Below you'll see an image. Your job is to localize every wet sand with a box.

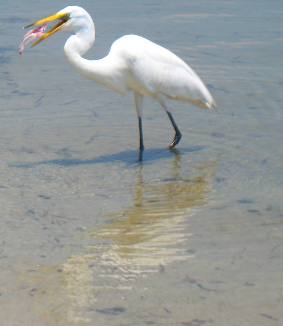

[0,0,283,325]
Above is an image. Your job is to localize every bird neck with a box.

[64,27,124,93]
[64,26,95,78]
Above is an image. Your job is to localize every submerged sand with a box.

[0,0,282,325]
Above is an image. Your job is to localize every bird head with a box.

[23,6,93,48]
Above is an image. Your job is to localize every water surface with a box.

[0,0,282,325]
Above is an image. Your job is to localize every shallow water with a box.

[0,0,283,325]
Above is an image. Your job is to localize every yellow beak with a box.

[25,12,70,47]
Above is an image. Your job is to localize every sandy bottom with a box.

[0,0,282,325]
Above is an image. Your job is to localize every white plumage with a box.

[23,6,216,160]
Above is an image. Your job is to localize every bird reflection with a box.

[90,154,213,276]
[56,153,216,322]
[23,153,216,323]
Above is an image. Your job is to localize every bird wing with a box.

[111,35,213,107]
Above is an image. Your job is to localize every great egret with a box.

[21,6,215,160]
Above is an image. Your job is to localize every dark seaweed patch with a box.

[96,306,126,316]
[237,198,254,204]
[259,313,278,322]
[247,209,261,214]
[38,194,51,200]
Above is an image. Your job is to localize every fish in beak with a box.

[19,12,70,54]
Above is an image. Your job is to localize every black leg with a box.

[166,111,182,148]
[138,116,144,161]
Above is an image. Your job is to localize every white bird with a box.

[22,6,215,160]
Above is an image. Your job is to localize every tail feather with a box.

[206,98,217,110]
[190,97,217,110]
[194,78,216,110]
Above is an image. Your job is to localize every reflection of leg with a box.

[134,164,144,208]
[166,111,182,149]
[134,93,144,161]
[138,116,144,161]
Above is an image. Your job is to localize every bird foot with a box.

[168,132,182,149]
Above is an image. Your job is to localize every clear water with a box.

[0,1,282,325]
